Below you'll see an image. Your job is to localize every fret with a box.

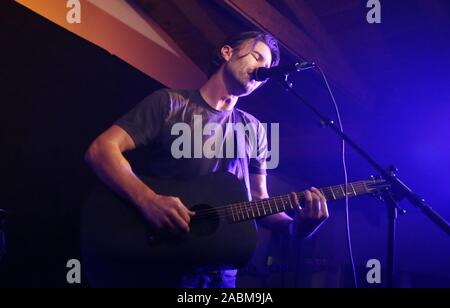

[339,185,346,197]
[342,184,349,196]
[336,185,345,198]
[241,205,245,220]
[249,205,256,219]
[257,200,263,215]
[284,196,289,210]
[287,195,294,209]
[281,196,288,211]
[244,205,250,219]
[256,202,261,217]
[266,198,275,214]
[231,205,236,222]
[285,196,290,209]
[255,201,261,218]
[287,196,293,209]
[237,205,244,220]
[329,186,336,200]
[350,183,357,196]
[274,198,280,212]
[259,202,266,216]
[277,197,285,211]
[344,184,350,196]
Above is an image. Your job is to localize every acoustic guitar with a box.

[81,172,387,287]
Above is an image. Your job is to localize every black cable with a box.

[316,66,358,288]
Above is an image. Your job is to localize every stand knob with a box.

[389,165,398,175]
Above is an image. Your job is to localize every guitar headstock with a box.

[364,175,407,214]
[365,175,391,199]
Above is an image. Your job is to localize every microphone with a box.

[252,62,316,82]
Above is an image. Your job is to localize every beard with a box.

[223,63,252,96]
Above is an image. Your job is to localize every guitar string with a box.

[191,194,296,222]
[190,181,372,219]
[188,182,379,221]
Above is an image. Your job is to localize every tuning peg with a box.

[388,165,398,176]
[368,175,384,183]
[320,119,334,128]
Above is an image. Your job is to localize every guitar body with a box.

[81,172,258,287]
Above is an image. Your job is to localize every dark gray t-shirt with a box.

[115,88,268,201]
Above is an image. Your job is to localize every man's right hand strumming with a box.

[140,194,195,234]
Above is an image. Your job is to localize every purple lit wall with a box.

[241,1,450,286]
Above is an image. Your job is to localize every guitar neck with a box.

[228,180,374,223]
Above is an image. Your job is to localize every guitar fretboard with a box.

[227,180,376,223]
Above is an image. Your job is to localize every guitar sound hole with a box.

[190,204,220,237]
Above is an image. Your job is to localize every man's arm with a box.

[250,174,294,234]
[85,125,194,233]
[85,125,152,207]
[250,174,329,238]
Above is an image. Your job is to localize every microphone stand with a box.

[380,180,402,289]
[277,73,450,288]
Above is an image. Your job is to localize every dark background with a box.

[1,1,449,287]
[0,1,164,287]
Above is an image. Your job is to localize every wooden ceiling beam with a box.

[135,0,214,74]
[171,0,227,46]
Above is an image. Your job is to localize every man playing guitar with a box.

[85,31,329,287]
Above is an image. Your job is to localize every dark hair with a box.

[208,31,280,77]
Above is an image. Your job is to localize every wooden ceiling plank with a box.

[223,0,367,98]
[171,0,227,46]
[136,0,214,73]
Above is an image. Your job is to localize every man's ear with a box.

[220,45,233,62]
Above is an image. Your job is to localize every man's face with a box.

[223,40,272,97]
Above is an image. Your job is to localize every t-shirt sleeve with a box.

[249,121,268,175]
[114,89,169,148]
